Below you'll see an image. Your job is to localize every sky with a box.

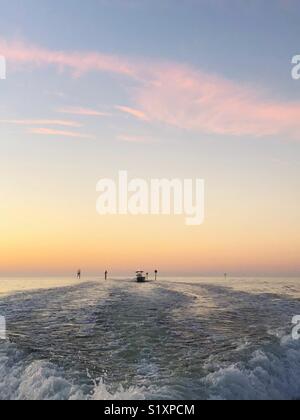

[0,0,300,276]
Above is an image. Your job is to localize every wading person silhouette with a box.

[155,270,158,281]
[105,270,108,280]
[77,270,81,280]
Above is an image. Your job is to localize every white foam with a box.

[0,343,83,400]
[91,381,146,400]
[0,342,146,400]
[203,335,300,400]
[2,336,300,400]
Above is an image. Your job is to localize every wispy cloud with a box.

[1,119,82,127]
[29,128,93,139]
[115,105,149,121]
[2,37,300,140]
[0,38,139,78]
[136,65,300,139]
[58,107,111,117]
[117,134,150,143]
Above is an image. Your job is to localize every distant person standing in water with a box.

[77,270,81,280]
[105,270,108,280]
[155,270,158,281]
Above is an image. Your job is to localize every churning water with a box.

[0,276,300,400]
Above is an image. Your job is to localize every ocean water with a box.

[0,276,300,400]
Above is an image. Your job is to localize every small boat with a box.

[136,271,146,283]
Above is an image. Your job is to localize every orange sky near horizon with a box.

[1,168,299,276]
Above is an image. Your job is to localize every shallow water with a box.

[0,277,300,400]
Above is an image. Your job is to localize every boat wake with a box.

[0,277,300,400]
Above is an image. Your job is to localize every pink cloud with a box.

[0,38,138,78]
[1,119,82,127]
[115,105,149,121]
[29,128,93,139]
[2,37,300,140]
[135,65,300,139]
[58,107,111,117]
